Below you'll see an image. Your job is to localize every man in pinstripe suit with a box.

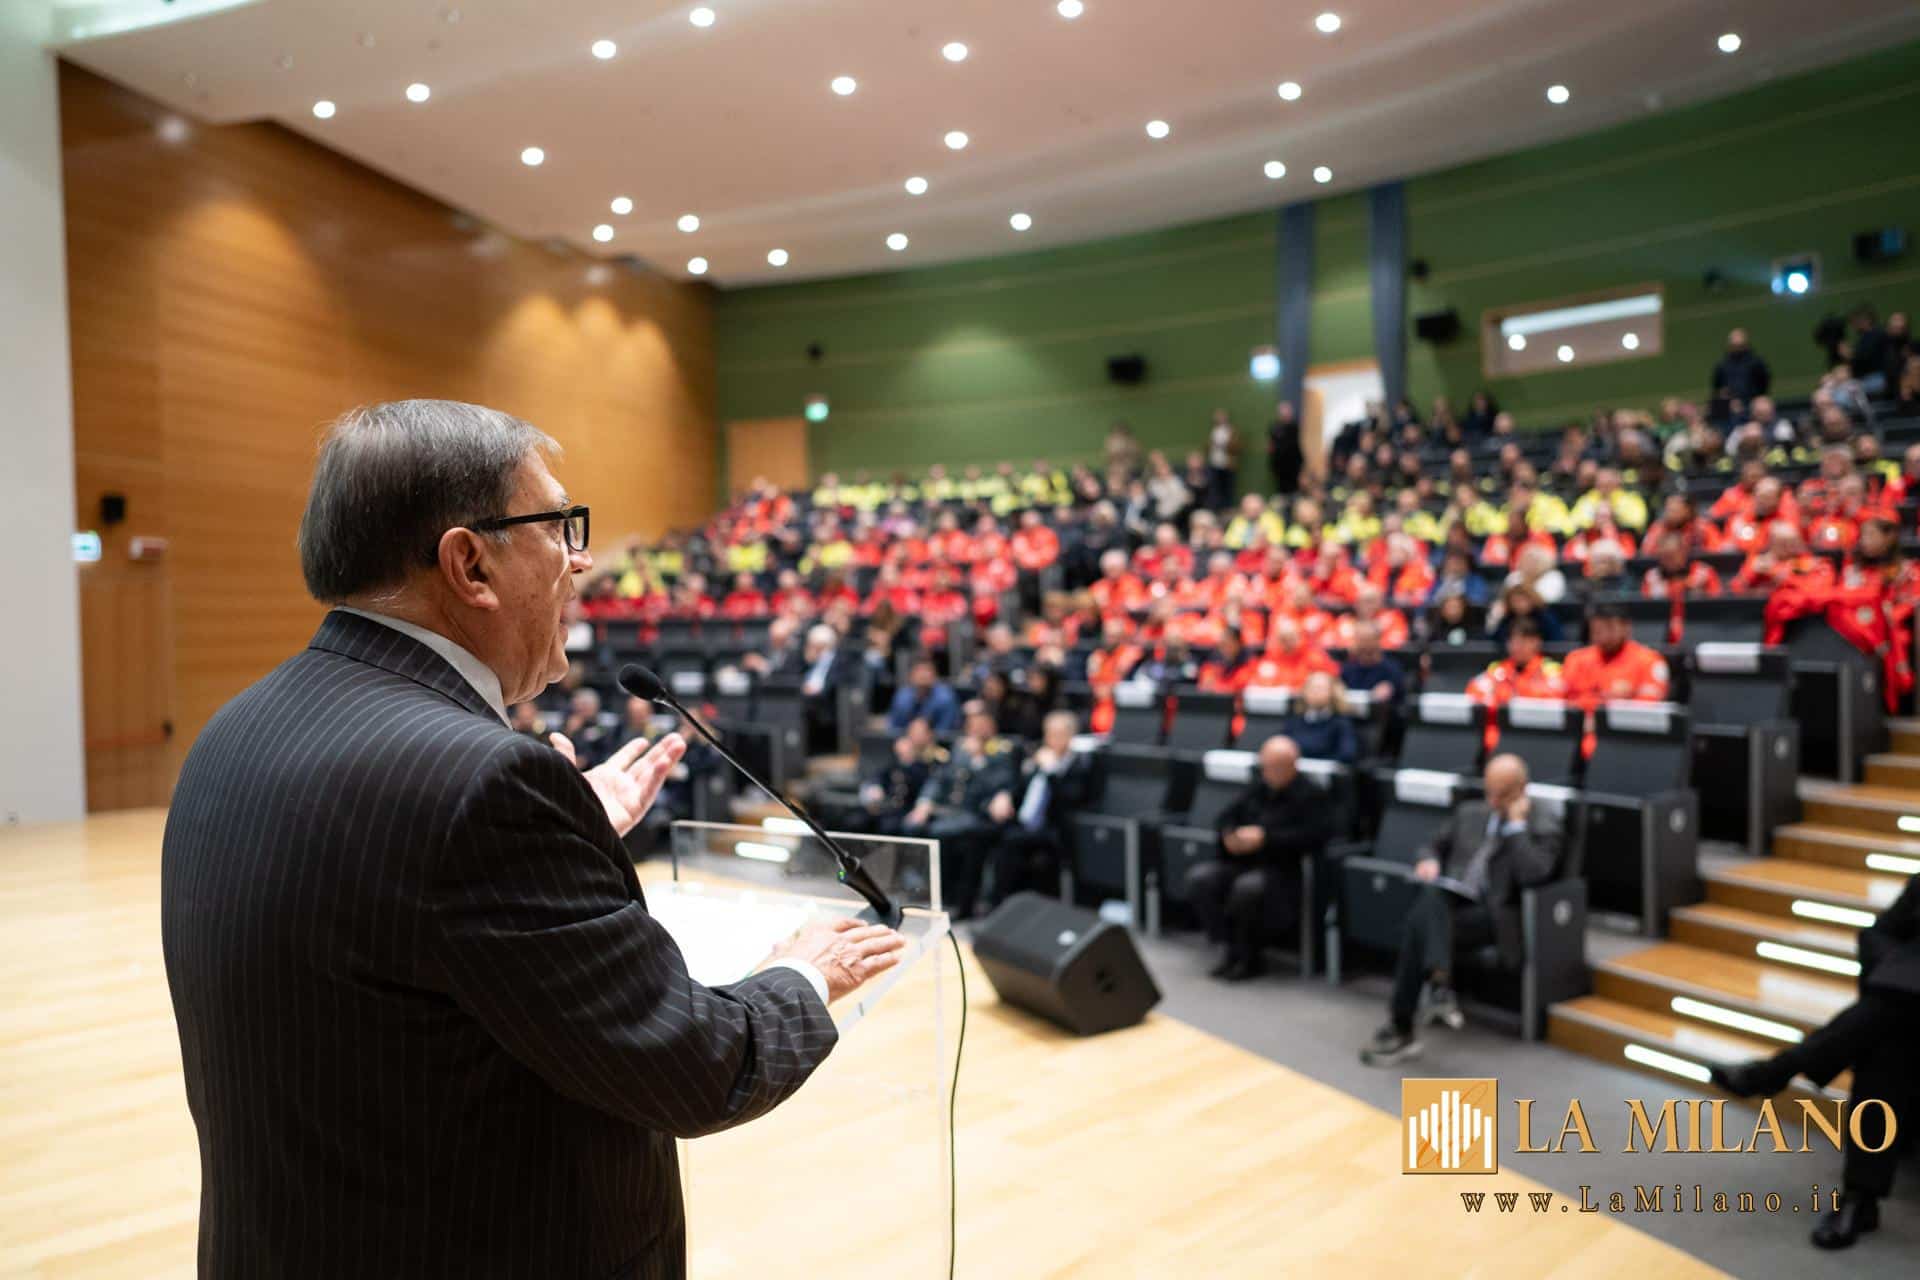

[162,400,904,1279]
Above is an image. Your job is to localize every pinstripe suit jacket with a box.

[161,609,837,1279]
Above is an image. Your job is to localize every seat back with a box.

[1236,685,1293,748]
[1296,757,1357,838]
[756,678,807,727]
[1618,598,1674,648]
[1185,750,1255,829]
[1422,645,1498,694]
[1371,768,1460,864]
[1398,693,1484,775]
[1586,702,1691,795]
[1676,597,1769,647]
[1523,782,1587,878]
[655,619,702,651]
[1342,687,1391,760]
[1109,682,1165,747]
[1494,697,1581,781]
[1688,644,1792,725]
[1167,690,1235,752]
[666,669,708,702]
[1089,745,1186,818]
[708,666,755,723]
[855,730,896,778]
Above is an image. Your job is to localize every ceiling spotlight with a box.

[592,224,614,243]
[1621,332,1641,350]
[1546,84,1570,105]
[688,256,709,276]
[610,196,633,215]
[1556,344,1575,363]
[1312,165,1332,183]
[1315,12,1341,34]
[1507,333,1527,352]
[586,264,613,286]
[943,42,969,62]
[591,39,617,60]
[886,233,909,251]
[945,130,969,150]
[520,146,545,166]
[767,248,789,267]
[904,176,929,195]
[405,82,431,103]
[156,116,191,145]
[677,214,701,233]
[1277,81,1302,101]
[1264,160,1287,180]
[831,75,857,96]
[1145,119,1170,139]
[1718,32,1742,54]
[690,6,716,27]
[312,99,336,119]
[1010,212,1033,231]
[1057,0,1084,17]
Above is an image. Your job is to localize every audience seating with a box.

[1781,617,1888,783]
[1064,745,1194,925]
[1166,688,1236,753]
[1421,646,1499,695]
[1580,701,1700,935]
[1398,693,1485,775]
[1686,644,1800,853]
[1109,682,1165,747]
[1492,697,1581,784]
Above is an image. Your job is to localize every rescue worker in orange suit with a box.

[1466,617,1565,751]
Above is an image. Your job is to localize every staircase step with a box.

[1703,858,1907,925]
[1865,753,1920,790]
[1549,995,1848,1100]
[1887,717,1920,755]
[1668,904,1859,971]
[1799,781,1920,837]
[1770,823,1920,874]
[805,753,856,780]
[1592,942,1855,1039]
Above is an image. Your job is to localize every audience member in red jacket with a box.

[1563,512,1638,566]
[669,574,717,620]
[971,513,1008,565]
[1196,631,1256,695]
[1562,604,1671,710]
[1731,523,1834,594]
[1331,584,1410,650]
[1806,474,1869,553]
[1648,494,1725,554]
[929,510,973,565]
[1640,533,1724,599]
[1724,479,1799,553]
[862,564,921,617]
[1709,460,1769,522]
[917,569,970,649]
[1133,522,1194,580]
[1247,618,1339,691]
[816,572,859,613]
[1269,579,1333,647]
[1090,549,1148,617]
[718,572,769,619]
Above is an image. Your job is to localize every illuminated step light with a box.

[1670,995,1803,1044]
[1866,851,1920,875]
[1754,940,1861,979]
[1792,899,1877,929]
[1623,1043,1712,1084]
[734,841,792,864]
[762,816,810,836]
[1897,815,1920,833]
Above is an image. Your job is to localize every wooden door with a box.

[80,562,175,811]
[726,417,810,501]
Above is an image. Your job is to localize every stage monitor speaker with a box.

[1106,353,1147,385]
[1414,308,1461,344]
[971,892,1160,1036]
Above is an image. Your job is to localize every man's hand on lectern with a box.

[551,731,688,837]
[765,917,907,1003]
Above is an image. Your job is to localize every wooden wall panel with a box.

[61,64,717,806]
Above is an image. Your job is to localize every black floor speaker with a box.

[971,892,1161,1036]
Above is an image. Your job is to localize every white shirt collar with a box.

[337,606,510,725]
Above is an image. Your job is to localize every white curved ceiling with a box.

[54,0,1920,286]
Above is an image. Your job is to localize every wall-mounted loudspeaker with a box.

[1413,308,1461,344]
[1106,354,1147,385]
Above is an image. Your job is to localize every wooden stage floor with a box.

[0,811,1724,1279]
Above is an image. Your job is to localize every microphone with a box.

[618,663,903,928]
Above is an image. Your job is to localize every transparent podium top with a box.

[657,820,950,1032]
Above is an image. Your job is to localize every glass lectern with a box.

[652,821,956,1278]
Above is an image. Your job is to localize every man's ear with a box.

[438,527,502,610]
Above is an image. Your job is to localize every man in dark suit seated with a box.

[558,686,615,769]
[887,656,962,735]
[901,700,1020,918]
[1360,753,1562,1065]
[1184,736,1332,982]
[981,710,1095,911]
[795,622,847,754]
[853,721,942,836]
[1710,875,1918,1250]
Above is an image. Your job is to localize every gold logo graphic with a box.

[1403,1078,1499,1174]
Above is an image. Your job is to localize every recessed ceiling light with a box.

[1717,32,1742,54]
[610,196,633,215]
[1621,332,1641,350]
[1557,344,1575,362]
[831,75,857,96]
[405,82,431,103]
[689,6,716,28]
[767,248,789,267]
[586,263,613,286]
[591,39,617,60]
[1009,212,1033,231]
[1546,83,1570,105]
[1145,119,1170,139]
[1507,333,1527,352]
[942,42,969,62]
[592,224,614,243]
[904,176,929,195]
[688,256,709,276]
[521,146,545,166]
[945,130,969,150]
[156,116,190,145]
[886,233,909,251]
[1277,80,1302,101]
[1312,165,1332,183]
[1057,0,1084,17]
[677,213,701,233]
[1264,160,1287,180]
[1315,12,1341,34]
[312,99,336,119]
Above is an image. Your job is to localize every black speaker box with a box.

[1414,308,1461,343]
[971,892,1160,1036]
[1106,354,1147,385]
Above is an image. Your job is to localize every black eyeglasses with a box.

[472,504,590,553]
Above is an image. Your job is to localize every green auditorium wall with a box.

[713,39,1920,495]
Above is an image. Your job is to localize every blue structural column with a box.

[1277,202,1314,417]
[1368,181,1408,409]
